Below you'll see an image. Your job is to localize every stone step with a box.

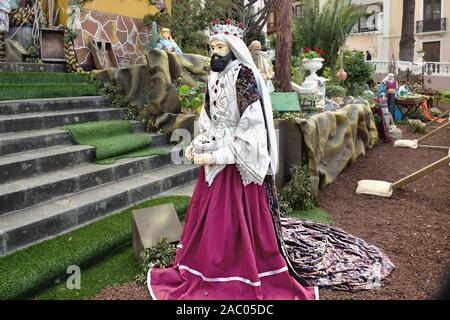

[0,145,95,184]
[0,127,168,156]
[0,145,175,215]
[0,62,67,73]
[0,128,73,156]
[0,108,126,133]
[0,96,109,115]
[0,164,199,256]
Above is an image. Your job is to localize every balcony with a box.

[353,26,378,33]
[416,18,447,33]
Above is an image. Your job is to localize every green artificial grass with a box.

[0,83,100,101]
[64,120,158,163]
[291,207,334,225]
[24,203,331,300]
[0,196,191,300]
[33,245,139,300]
[0,72,90,85]
[96,146,169,164]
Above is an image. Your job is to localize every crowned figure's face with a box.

[209,39,236,72]
[210,40,230,57]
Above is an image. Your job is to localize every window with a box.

[424,0,441,21]
[294,5,302,17]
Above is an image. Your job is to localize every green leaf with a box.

[178,85,191,97]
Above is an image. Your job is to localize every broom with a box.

[356,153,450,197]
[394,120,450,149]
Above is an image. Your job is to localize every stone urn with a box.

[298,58,328,99]
[303,58,324,80]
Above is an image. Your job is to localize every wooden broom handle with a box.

[417,122,450,143]
[392,155,450,190]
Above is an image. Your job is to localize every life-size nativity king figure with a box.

[148,19,396,300]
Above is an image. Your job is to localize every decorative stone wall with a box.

[73,9,148,69]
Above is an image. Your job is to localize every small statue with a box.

[398,80,412,97]
[66,3,82,31]
[248,40,274,83]
[156,27,182,54]
[0,0,11,33]
[154,0,166,12]
[378,73,398,118]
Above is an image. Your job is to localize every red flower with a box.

[304,47,311,53]
[215,19,220,25]
[238,22,243,29]
[319,50,325,56]
[225,31,229,35]
[314,47,319,52]
[226,19,232,25]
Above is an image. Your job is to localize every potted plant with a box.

[302,47,325,78]
[417,49,425,58]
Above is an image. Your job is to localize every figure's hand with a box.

[185,145,194,161]
[193,153,215,165]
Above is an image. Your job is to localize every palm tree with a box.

[293,0,364,70]
[231,0,274,44]
[399,0,416,61]
[275,0,292,92]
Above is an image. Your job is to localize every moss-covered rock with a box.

[92,49,209,133]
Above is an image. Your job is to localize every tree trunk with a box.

[275,0,292,92]
[399,0,415,61]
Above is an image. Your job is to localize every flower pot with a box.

[303,58,324,80]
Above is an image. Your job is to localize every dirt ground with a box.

[95,105,450,301]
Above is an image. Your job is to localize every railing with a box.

[369,60,450,76]
[416,18,447,33]
[423,62,450,75]
[352,25,378,33]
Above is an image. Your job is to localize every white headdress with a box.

[209,19,279,175]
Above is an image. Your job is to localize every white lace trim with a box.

[178,264,288,287]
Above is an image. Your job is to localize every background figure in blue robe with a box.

[157,28,182,54]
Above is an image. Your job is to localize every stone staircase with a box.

[0,96,198,256]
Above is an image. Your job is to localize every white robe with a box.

[192,60,271,187]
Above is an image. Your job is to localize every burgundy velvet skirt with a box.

[148,165,317,300]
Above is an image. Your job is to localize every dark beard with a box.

[210,51,236,72]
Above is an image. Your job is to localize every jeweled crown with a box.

[210,19,244,39]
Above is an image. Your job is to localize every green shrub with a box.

[326,84,347,98]
[279,165,317,212]
[99,84,130,109]
[441,89,450,103]
[134,237,177,284]
[408,110,428,122]
[24,45,42,63]
[176,80,206,114]
[410,120,426,134]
